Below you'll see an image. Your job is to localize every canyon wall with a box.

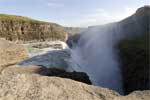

[68,6,150,94]
[0,14,68,42]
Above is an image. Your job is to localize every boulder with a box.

[114,91,150,100]
[2,65,92,85]
[0,39,28,72]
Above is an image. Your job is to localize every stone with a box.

[0,73,119,100]
[0,72,149,100]
[0,38,28,72]
[114,91,150,100]
[2,65,92,85]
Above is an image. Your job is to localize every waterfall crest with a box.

[69,24,124,94]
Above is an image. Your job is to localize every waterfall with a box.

[69,23,124,94]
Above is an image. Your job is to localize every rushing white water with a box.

[69,24,124,94]
[19,41,71,70]
[19,25,124,94]
[23,41,68,57]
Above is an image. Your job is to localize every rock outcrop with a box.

[2,65,92,85]
[0,14,68,42]
[0,71,149,100]
[115,91,150,100]
[0,38,28,72]
[0,72,119,100]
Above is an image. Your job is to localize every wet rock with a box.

[118,35,149,94]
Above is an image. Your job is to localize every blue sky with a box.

[0,0,149,27]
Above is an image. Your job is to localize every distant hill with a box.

[0,14,68,42]
[64,27,86,36]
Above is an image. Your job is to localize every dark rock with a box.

[66,33,81,48]
[118,35,149,94]
[44,68,92,85]
[117,6,150,94]
[2,65,92,85]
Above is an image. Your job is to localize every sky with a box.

[0,0,149,27]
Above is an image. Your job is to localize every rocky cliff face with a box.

[66,6,150,94]
[118,6,150,94]
[118,35,149,94]
[0,14,68,42]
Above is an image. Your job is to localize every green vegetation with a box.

[0,14,48,24]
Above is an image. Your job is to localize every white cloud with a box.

[47,2,64,7]
[75,9,117,27]
[87,8,110,19]
[68,7,137,27]
[124,7,137,15]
